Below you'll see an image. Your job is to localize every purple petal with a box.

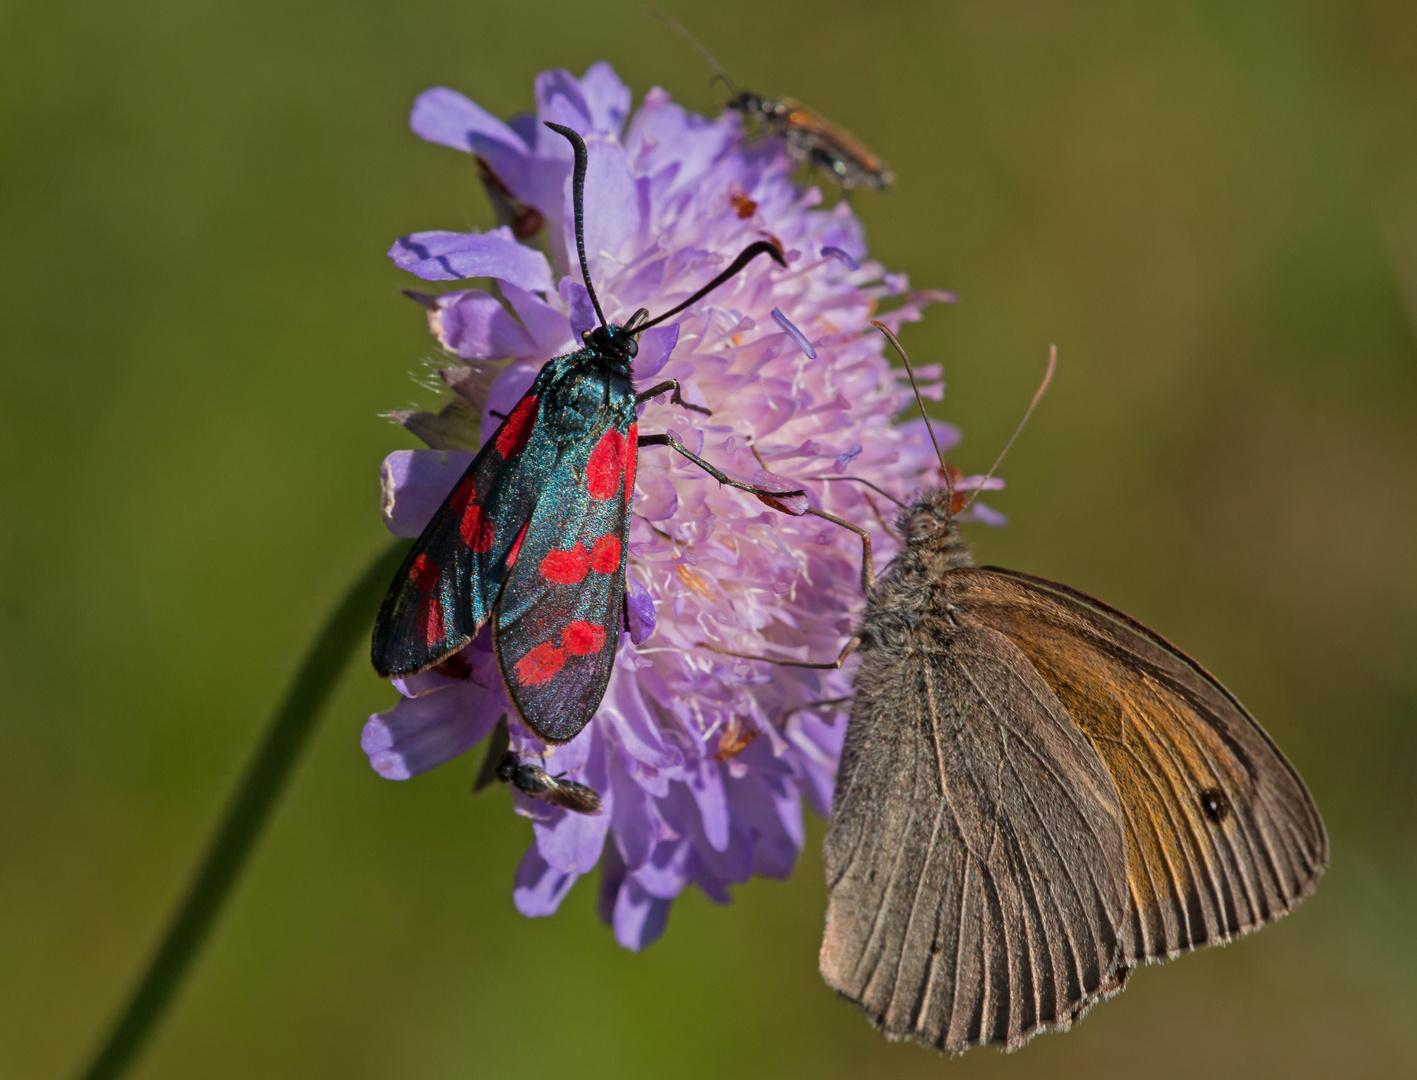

[581,138,641,272]
[532,727,611,873]
[631,838,694,898]
[362,681,502,780]
[608,750,657,871]
[770,307,817,359]
[751,468,810,516]
[624,574,657,645]
[686,758,730,852]
[500,281,574,357]
[428,289,537,360]
[612,876,672,951]
[578,61,632,137]
[821,246,859,271]
[559,278,598,341]
[834,444,863,469]
[379,450,473,537]
[953,474,1005,492]
[389,227,553,291]
[410,87,533,200]
[633,324,679,380]
[965,501,1008,527]
[513,846,578,917]
[600,666,682,770]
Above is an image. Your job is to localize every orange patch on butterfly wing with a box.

[495,395,538,458]
[589,534,622,573]
[540,543,591,584]
[586,427,627,500]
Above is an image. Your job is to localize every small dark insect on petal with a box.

[1199,787,1231,823]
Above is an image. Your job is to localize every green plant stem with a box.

[77,540,411,1080]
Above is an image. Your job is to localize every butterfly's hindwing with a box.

[370,361,569,678]
[950,567,1328,962]
[493,365,637,744]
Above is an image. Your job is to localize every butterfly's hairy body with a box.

[821,491,1326,1054]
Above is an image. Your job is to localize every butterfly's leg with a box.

[780,696,851,726]
[802,507,875,591]
[698,636,860,669]
[638,432,806,502]
[636,379,711,416]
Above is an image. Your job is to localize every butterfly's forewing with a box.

[371,369,559,678]
[821,624,1131,1053]
[950,568,1328,962]
[493,391,637,744]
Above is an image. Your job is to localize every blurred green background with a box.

[3,0,1415,1076]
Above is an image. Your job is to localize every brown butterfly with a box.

[709,324,1326,1054]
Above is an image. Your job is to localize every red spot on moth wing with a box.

[514,641,565,685]
[495,395,539,458]
[410,553,440,592]
[589,534,621,573]
[506,519,531,567]
[625,423,638,503]
[540,543,590,584]
[419,595,445,648]
[459,501,496,553]
[563,620,607,656]
[586,427,626,500]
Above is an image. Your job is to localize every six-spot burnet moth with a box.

[372,120,804,747]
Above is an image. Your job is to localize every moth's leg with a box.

[803,507,875,592]
[635,379,711,416]
[698,636,861,670]
[637,432,806,502]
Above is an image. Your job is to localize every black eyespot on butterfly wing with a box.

[947,566,1328,962]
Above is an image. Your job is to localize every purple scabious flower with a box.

[367,63,996,949]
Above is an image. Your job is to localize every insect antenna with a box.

[804,474,908,509]
[871,320,953,504]
[963,344,1056,511]
[640,240,785,330]
[647,9,741,96]
[544,122,609,330]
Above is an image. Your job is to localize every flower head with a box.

[367,62,995,949]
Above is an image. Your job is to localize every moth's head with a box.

[584,321,639,363]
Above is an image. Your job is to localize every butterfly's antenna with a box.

[805,475,908,509]
[964,344,1057,512]
[647,9,740,96]
[871,321,952,501]
[544,122,608,330]
[640,240,786,330]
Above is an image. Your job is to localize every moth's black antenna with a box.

[871,321,953,503]
[640,240,786,330]
[647,9,740,96]
[964,344,1056,512]
[544,122,608,330]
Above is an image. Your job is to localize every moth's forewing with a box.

[950,567,1328,961]
[494,367,637,744]
[371,365,559,678]
[822,624,1131,1054]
